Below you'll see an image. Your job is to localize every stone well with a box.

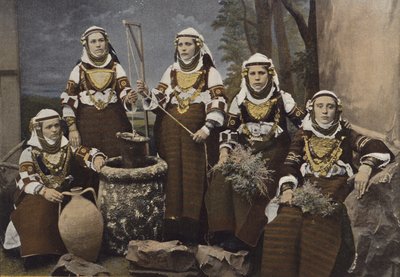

[98,132,167,255]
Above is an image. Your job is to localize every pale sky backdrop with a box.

[17,0,226,97]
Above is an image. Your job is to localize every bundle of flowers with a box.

[211,145,274,202]
[290,181,338,217]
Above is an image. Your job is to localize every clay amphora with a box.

[58,187,104,262]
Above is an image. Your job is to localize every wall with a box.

[0,0,20,162]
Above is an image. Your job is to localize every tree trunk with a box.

[272,0,294,93]
[304,0,319,100]
[241,0,256,54]
[255,0,272,55]
[280,0,319,100]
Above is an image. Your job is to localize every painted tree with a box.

[213,0,317,102]
[212,0,254,99]
[280,0,319,100]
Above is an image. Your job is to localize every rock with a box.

[50,253,110,276]
[195,245,251,277]
[99,156,167,255]
[126,240,198,273]
[345,157,400,277]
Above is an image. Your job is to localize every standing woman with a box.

[137,27,227,243]
[205,53,306,252]
[61,25,137,157]
[60,26,136,190]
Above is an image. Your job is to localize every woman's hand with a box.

[125,90,138,104]
[280,189,294,205]
[192,128,209,143]
[40,187,63,203]
[93,156,105,172]
[69,128,81,148]
[136,80,149,97]
[355,164,372,199]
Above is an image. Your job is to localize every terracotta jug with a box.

[58,187,104,262]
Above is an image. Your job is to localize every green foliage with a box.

[21,94,61,140]
[291,181,338,216]
[211,145,274,203]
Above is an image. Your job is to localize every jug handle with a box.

[59,187,99,216]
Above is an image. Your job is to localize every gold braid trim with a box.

[31,145,72,188]
[243,98,278,121]
[173,77,206,114]
[303,135,344,177]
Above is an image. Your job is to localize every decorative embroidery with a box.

[209,85,225,99]
[80,64,117,110]
[176,70,204,91]
[84,68,114,91]
[303,135,344,177]
[20,162,35,174]
[243,98,277,121]
[173,73,206,114]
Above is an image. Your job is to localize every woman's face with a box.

[87,32,107,58]
[177,37,196,61]
[41,118,61,140]
[247,65,269,91]
[313,96,337,124]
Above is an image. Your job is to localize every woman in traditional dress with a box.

[137,27,227,243]
[261,91,394,277]
[60,26,136,191]
[3,109,106,263]
[205,53,306,252]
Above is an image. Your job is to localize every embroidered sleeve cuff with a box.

[360,153,391,168]
[220,143,233,150]
[88,149,107,171]
[277,175,298,196]
[206,97,227,114]
[206,110,224,127]
[219,130,239,148]
[142,89,167,110]
[61,92,79,109]
[119,87,131,100]
[24,182,44,195]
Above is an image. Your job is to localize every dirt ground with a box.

[0,249,130,276]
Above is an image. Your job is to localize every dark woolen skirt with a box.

[74,102,131,194]
[205,133,290,247]
[261,176,355,277]
[76,102,131,158]
[156,103,218,242]
[11,195,66,257]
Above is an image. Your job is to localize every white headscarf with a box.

[175,27,214,65]
[302,90,343,137]
[80,26,112,67]
[236,53,279,104]
[28,109,68,149]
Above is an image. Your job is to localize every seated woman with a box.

[3,109,106,264]
[261,91,394,277]
[205,53,305,252]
